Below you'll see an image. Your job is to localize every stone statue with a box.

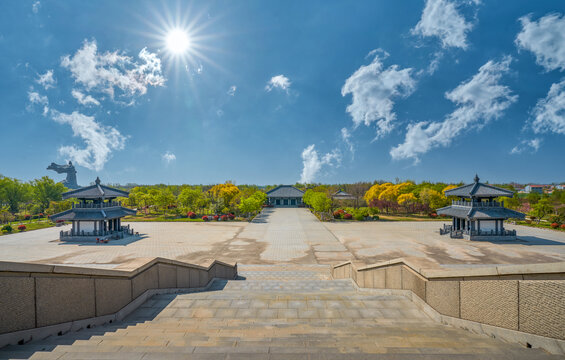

[47,161,79,189]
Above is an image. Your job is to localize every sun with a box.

[165,28,190,54]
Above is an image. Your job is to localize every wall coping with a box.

[335,258,565,280]
[0,258,237,278]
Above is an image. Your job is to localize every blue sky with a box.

[1,0,565,186]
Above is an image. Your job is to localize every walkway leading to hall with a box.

[236,208,355,264]
[1,265,557,359]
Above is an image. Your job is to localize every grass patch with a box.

[0,220,56,236]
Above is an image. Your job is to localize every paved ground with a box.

[0,265,557,359]
[1,208,564,269]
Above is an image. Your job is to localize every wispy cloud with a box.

[27,90,49,115]
[516,13,565,72]
[391,56,516,163]
[32,1,40,14]
[71,89,100,106]
[51,111,126,171]
[341,127,355,158]
[511,138,541,155]
[36,70,56,90]
[162,151,176,164]
[530,79,565,135]
[265,75,291,92]
[411,0,479,50]
[300,145,341,184]
[341,49,416,139]
[61,40,165,102]
[227,85,236,96]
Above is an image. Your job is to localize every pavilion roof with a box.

[62,177,129,200]
[266,185,304,198]
[444,175,514,199]
[50,207,136,221]
[437,205,525,220]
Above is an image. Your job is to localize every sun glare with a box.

[166,29,190,54]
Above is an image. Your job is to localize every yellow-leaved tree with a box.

[209,182,240,212]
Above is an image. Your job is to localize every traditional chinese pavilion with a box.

[437,175,525,240]
[50,177,136,241]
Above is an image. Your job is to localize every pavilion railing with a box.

[465,229,516,237]
[451,200,504,207]
[439,224,452,235]
[72,201,122,209]
[60,225,134,240]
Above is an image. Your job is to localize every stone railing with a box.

[451,200,504,207]
[0,258,237,347]
[333,259,565,354]
[72,201,122,209]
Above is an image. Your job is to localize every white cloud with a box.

[71,89,100,106]
[341,127,355,156]
[51,111,126,171]
[36,70,56,90]
[516,13,565,72]
[61,40,165,101]
[510,138,541,155]
[265,75,291,92]
[27,91,49,115]
[411,0,477,49]
[530,79,565,135]
[162,151,176,164]
[341,50,416,138]
[300,145,341,184]
[227,85,236,96]
[391,56,516,162]
[32,1,40,14]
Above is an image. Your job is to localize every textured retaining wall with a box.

[333,259,565,341]
[0,258,237,335]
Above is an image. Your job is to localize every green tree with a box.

[238,191,266,218]
[530,199,553,223]
[420,188,448,210]
[155,188,176,216]
[32,176,66,212]
[0,177,30,214]
[178,188,203,212]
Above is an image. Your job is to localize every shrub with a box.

[372,215,380,221]
[2,225,13,233]
[213,215,219,221]
[356,207,370,217]
[187,211,196,219]
[551,223,559,229]
[354,214,364,221]
[221,215,228,221]
[439,214,448,218]
[24,215,31,221]
[56,219,64,223]
[368,207,379,215]
[18,224,26,231]
[429,213,438,218]
[202,215,209,221]
[228,213,235,220]
[561,224,565,229]
[344,213,353,220]
[39,213,44,218]
[333,209,344,219]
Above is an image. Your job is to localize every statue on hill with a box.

[47,161,79,189]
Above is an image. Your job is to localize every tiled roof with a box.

[266,185,304,198]
[437,205,525,220]
[332,190,355,199]
[445,176,514,198]
[63,177,129,200]
[50,207,136,221]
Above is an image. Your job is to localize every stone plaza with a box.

[1,208,564,270]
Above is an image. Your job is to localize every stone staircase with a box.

[0,265,559,359]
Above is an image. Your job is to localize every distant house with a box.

[524,185,544,194]
[266,185,304,207]
[556,185,565,191]
[332,190,355,201]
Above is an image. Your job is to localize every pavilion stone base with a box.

[464,234,517,242]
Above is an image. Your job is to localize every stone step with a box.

[1,279,558,359]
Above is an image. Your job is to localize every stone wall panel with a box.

[460,280,518,330]
[402,268,426,300]
[158,264,177,289]
[385,265,402,289]
[95,278,132,316]
[519,280,565,339]
[426,280,459,318]
[132,265,158,298]
[36,277,95,328]
[0,277,35,334]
